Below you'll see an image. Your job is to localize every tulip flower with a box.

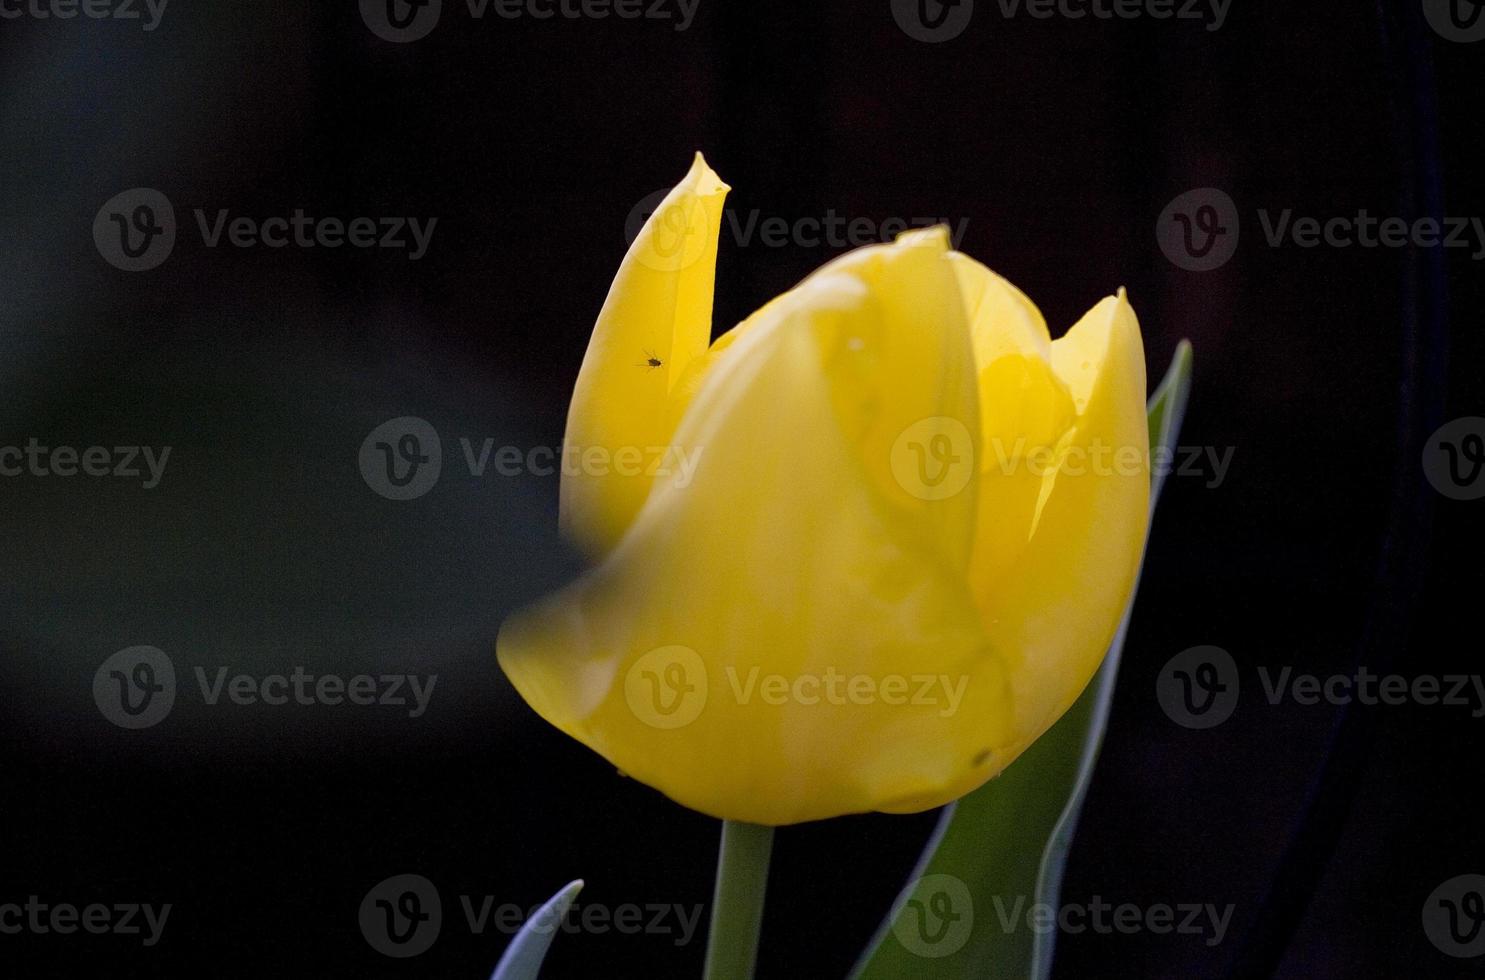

[498,154,1151,827]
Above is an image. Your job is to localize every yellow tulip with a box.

[498,154,1151,826]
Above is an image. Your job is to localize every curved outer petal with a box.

[559,154,730,556]
[499,232,1016,825]
[972,290,1151,763]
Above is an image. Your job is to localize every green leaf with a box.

[490,879,585,980]
[1145,340,1194,509]
[851,341,1193,980]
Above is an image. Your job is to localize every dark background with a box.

[2,0,1482,976]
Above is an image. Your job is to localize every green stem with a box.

[702,820,775,980]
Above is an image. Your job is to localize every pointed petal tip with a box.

[1110,287,1140,321]
[687,152,731,195]
[894,224,952,252]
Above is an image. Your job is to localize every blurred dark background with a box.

[1,0,1482,976]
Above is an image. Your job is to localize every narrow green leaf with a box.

[490,879,585,980]
[851,341,1193,980]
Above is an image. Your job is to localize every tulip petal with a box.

[950,254,1077,598]
[976,291,1150,755]
[499,238,1013,825]
[560,153,730,555]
